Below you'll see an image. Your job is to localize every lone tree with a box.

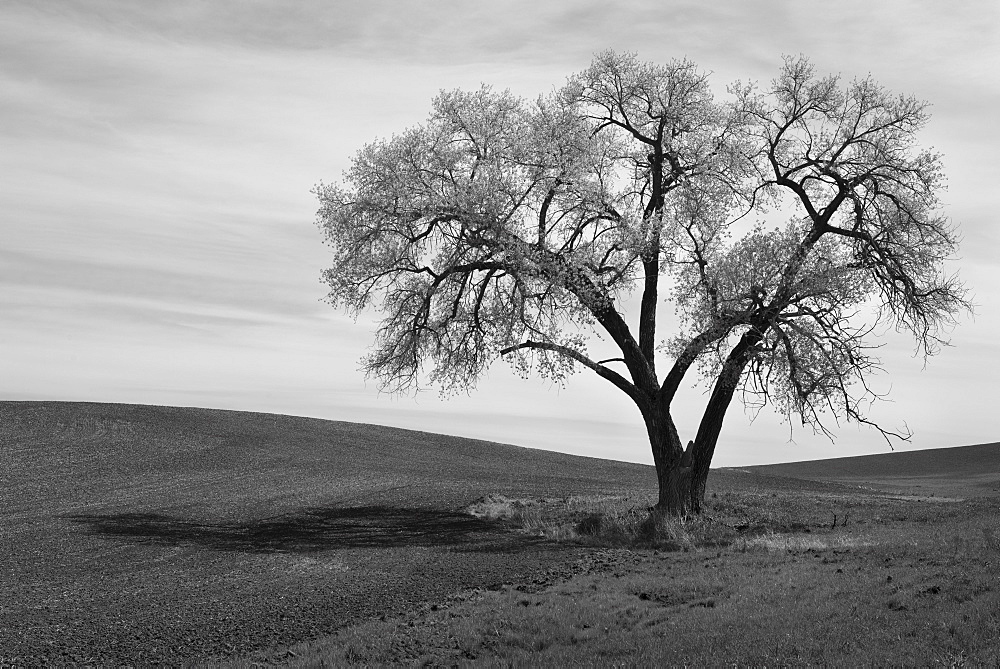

[315,52,968,514]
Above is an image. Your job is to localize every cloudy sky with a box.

[3,0,998,466]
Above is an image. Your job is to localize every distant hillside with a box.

[0,400,660,516]
[748,442,1000,496]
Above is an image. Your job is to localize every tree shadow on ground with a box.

[65,506,548,554]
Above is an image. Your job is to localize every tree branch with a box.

[500,340,645,407]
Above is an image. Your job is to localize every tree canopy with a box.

[315,52,969,513]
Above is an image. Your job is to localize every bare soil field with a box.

[1,401,998,665]
[0,400,655,664]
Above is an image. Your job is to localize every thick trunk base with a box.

[689,473,709,514]
[653,439,695,515]
[655,464,692,515]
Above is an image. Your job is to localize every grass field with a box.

[2,401,998,665]
[287,492,1000,666]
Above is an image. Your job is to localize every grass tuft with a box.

[466,494,725,550]
[736,533,877,552]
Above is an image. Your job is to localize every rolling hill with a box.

[0,400,662,664]
[748,441,1000,497]
[0,399,660,517]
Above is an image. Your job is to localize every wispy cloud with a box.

[2,0,998,465]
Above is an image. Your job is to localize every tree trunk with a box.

[644,406,688,515]
[688,347,753,513]
[688,393,734,514]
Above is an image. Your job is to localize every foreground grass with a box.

[268,491,1000,666]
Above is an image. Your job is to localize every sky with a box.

[2,0,999,467]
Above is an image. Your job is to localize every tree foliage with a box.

[316,52,969,513]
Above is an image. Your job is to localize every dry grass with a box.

[464,487,912,553]
[736,532,877,552]
[465,493,705,549]
[274,492,1000,667]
